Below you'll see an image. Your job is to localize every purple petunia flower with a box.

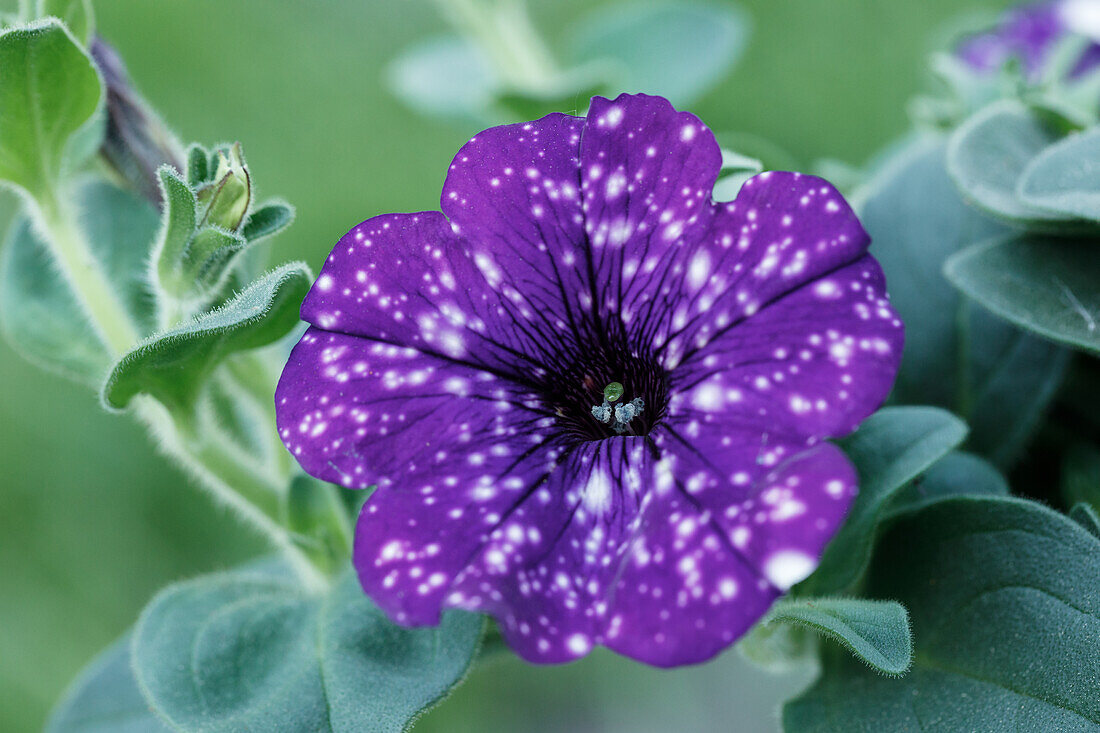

[276,93,903,667]
[957,0,1100,81]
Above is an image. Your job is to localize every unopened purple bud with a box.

[90,36,185,205]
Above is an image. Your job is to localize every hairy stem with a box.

[34,189,140,356]
[29,181,334,590]
[138,398,328,592]
[224,352,295,479]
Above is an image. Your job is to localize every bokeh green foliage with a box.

[0,1,1022,731]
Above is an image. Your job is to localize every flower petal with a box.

[579,94,722,329]
[672,255,902,440]
[444,438,651,663]
[598,472,779,667]
[652,171,873,369]
[276,328,550,491]
[441,113,598,357]
[298,211,547,374]
[653,427,858,593]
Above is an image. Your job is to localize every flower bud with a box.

[196,143,252,232]
[89,37,186,205]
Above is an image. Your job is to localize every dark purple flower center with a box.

[541,340,669,443]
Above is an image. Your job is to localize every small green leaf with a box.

[858,136,1068,468]
[0,181,158,383]
[797,407,967,596]
[762,598,911,676]
[131,565,485,733]
[784,497,1100,731]
[184,226,248,290]
[45,634,169,733]
[186,143,210,186]
[152,165,198,293]
[103,263,311,411]
[946,234,1100,355]
[242,202,294,242]
[36,0,93,46]
[0,19,103,199]
[567,1,749,105]
[1017,127,1100,221]
[946,100,1071,224]
[1070,503,1100,540]
[885,451,1008,520]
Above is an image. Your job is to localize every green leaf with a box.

[567,1,749,106]
[186,143,210,186]
[1070,503,1100,540]
[45,634,169,733]
[152,165,198,293]
[184,226,248,291]
[859,136,1069,466]
[133,571,330,731]
[784,496,1100,731]
[946,100,1071,224]
[132,566,485,733]
[103,262,311,411]
[762,598,911,676]
[796,407,967,596]
[36,0,93,46]
[0,180,158,383]
[963,307,1070,466]
[884,451,1008,521]
[946,234,1100,355]
[242,202,294,242]
[0,19,103,199]
[317,568,486,731]
[1017,127,1100,221]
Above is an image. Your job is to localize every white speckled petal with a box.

[579,94,722,331]
[672,254,903,440]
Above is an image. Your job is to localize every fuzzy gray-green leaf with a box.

[0,19,103,199]
[131,565,484,733]
[567,1,749,106]
[784,497,1100,731]
[858,136,1070,468]
[103,263,311,410]
[1017,126,1100,221]
[796,407,967,596]
[946,100,1070,224]
[242,202,294,242]
[763,597,911,676]
[946,234,1100,355]
[0,181,158,383]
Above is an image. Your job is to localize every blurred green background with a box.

[0,1,1014,730]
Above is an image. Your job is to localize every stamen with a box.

[591,393,645,434]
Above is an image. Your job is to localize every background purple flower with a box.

[276,93,903,667]
[957,0,1100,80]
